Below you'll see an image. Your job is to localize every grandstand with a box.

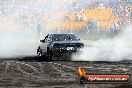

[47,0,132,33]
[47,8,117,31]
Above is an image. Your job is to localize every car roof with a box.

[49,33,74,36]
[50,33,74,35]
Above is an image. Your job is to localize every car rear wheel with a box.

[37,48,42,57]
[46,48,53,62]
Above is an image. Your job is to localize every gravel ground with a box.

[0,57,131,88]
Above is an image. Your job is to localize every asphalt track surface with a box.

[0,57,132,88]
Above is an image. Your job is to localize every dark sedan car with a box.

[37,33,84,61]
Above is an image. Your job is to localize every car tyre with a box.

[37,48,43,57]
[46,48,53,62]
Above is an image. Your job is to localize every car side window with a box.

[47,35,52,42]
[44,35,49,42]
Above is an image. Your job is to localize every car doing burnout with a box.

[37,33,84,61]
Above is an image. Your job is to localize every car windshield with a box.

[53,34,80,41]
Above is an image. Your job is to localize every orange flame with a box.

[78,66,86,76]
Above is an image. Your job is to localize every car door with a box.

[40,34,49,53]
[47,34,53,48]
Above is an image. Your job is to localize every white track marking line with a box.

[37,62,45,76]
[3,61,45,79]
[16,62,40,74]
[49,62,77,78]
[5,61,40,74]
[0,62,10,81]
[49,62,76,71]
[4,61,11,74]
[49,63,76,80]
[3,61,77,80]
[0,61,78,82]
[16,64,43,79]
[0,62,6,65]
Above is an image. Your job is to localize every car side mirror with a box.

[40,40,45,43]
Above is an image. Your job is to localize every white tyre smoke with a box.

[72,25,132,61]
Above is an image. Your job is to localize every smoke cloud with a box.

[0,30,38,58]
[72,25,132,61]
[0,0,68,58]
